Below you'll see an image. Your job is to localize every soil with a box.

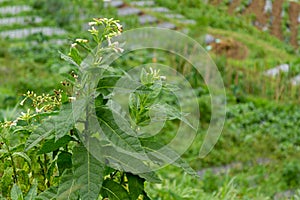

[270,0,284,40]
[209,0,300,48]
[209,0,222,6]
[243,0,268,29]
[228,0,241,14]
[289,2,300,48]
[211,38,248,60]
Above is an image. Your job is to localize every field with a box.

[0,0,300,199]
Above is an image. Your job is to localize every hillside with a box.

[210,0,300,48]
[0,0,300,199]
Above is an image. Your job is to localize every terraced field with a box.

[211,0,300,47]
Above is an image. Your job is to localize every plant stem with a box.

[9,148,18,184]
[43,154,48,187]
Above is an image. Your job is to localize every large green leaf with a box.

[141,138,199,177]
[24,119,56,151]
[72,144,104,200]
[10,184,23,200]
[25,103,85,151]
[99,142,161,183]
[150,103,196,130]
[97,75,122,96]
[96,106,145,155]
[35,186,57,200]
[57,169,77,200]
[25,102,87,151]
[101,179,130,200]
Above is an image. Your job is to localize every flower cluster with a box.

[0,90,64,129]
[140,67,166,85]
[68,17,124,67]
[0,120,17,128]
[20,90,63,113]
[88,17,122,42]
[0,109,37,129]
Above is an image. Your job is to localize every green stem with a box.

[44,153,50,188]
[43,154,48,186]
[9,148,18,184]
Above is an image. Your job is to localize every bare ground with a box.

[289,2,300,48]
[228,0,241,14]
[211,38,249,60]
[270,0,284,40]
[243,0,268,29]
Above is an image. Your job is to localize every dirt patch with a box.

[289,2,300,48]
[228,0,241,14]
[270,0,284,40]
[211,38,248,60]
[243,0,268,29]
[209,0,222,6]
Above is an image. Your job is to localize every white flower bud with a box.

[88,21,97,26]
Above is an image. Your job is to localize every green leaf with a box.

[10,184,23,200]
[1,167,13,197]
[59,51,80,68]
[127,173,145,200]
[57,169,78,200]
[24,181,37,200]
[25,104,79,151]
[24,121,55,151]
[141,138,199,177]
[72,144,105,200]
[12,152,31,168]
[101,179,130,200]
[35,186,57,200]
[100,142,161,183]
[96,106,145,154]
[57,151,72,176]
[0,149,8,160]
[150,103,196,130]
[96,75,122,96]
[10,144,25,153]
[17,170,30,189]
[75,42,93,54]
[0,144,26,162]
[136,171,161,184]
[172,157,199,178]
[69,47,83,65]
[37,135,74,154]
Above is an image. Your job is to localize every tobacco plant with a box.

[0,18,198,199]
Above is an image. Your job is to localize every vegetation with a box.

[0,0,300,199]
